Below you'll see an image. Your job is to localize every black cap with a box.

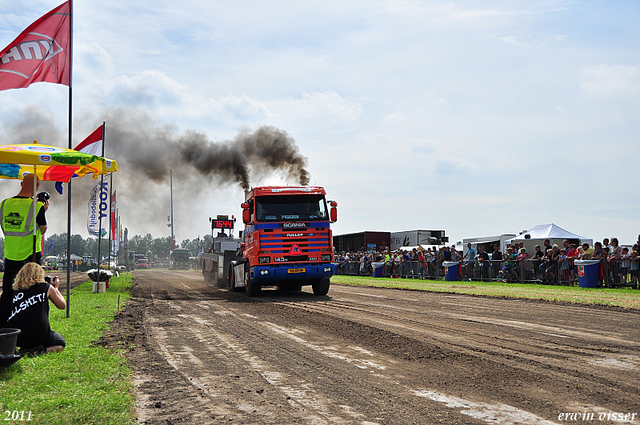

[37,192,50,202]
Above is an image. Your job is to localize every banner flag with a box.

[75,124,104,156]
[0,1,71,91]
[110,190,116,239]
[87,180,109,237]
[110,190,117,252]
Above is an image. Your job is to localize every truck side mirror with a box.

[241,202,251,224]
[329,200,338,223]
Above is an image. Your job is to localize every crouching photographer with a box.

[6,263,66,356]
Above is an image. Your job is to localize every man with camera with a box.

[0,174,49,327]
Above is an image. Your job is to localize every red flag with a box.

[74,124,104,156]
[0,1,71,91]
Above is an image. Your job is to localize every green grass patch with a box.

[0,274,135,424]
[332,275,640,310]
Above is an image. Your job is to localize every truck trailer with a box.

[229,186,338,296]
[390,229,448,251]
[200,215,243,287]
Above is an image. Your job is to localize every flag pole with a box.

[65,0,74,318]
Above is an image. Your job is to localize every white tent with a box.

[505,223,593,252]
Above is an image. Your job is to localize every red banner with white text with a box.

[0,1,71,91]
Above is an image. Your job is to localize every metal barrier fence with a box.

[335,258,639,288]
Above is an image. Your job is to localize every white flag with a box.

[87,180,109,237]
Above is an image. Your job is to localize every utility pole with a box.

[170,169,174,251]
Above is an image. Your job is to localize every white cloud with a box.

[199,95,269,123]
[383,111,404,123]
[268,91,363,121]
[581,64,640,96]
[75,43,116,82]
[432,155,477,175]
[105,71,188,107]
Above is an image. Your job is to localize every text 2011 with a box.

[4,411,32,421]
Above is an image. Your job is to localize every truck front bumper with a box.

[251,263,336,285]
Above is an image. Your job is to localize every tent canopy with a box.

[505,223,592,246]
[395,245,440,252]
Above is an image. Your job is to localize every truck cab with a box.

[231,186,338,296]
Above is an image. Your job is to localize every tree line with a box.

[1,234,214,262]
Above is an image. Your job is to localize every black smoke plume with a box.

[180,126,310,191]
[102,107,309,191]
[0,107,311,237]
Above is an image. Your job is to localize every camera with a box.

[37,192,50,203]
[45,275,58,287]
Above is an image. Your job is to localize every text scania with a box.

[1,39,57,64]
[282,223,306,228]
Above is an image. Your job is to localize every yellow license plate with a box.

[288,268,306,274]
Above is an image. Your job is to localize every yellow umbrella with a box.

[0,140,118,181]
[0,140,119,263]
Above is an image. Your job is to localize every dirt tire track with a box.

[97,271,640,424]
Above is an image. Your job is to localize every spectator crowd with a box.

[335,236,640,289]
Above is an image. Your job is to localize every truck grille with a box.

[259,226,331,260]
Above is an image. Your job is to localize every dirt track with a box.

[101,270,640,424]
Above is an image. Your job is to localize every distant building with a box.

[390,230,448,251]
[333,231,390,253]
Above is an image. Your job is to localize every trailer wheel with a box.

[245,264,261,297]
[203,270,214,284]
[312,278,330,296]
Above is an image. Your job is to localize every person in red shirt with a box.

[567,243,579,282]
[418,251,426,277]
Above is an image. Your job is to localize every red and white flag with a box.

[0,1,71,92]
[53,122,103,193]
[74,124,104,156]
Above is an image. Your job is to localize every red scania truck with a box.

[229,186,338,296]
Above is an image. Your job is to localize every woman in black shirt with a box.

[6,262,66,353]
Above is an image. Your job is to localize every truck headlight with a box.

[323,267,333,273]
[321,254,332,262]
[260,269,269,275]
[259,256,270,264]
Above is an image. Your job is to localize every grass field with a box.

[331,275,640,310]
[0,274,135,425]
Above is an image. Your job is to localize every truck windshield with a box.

[255,195,328,222]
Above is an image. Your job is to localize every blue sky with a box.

[1,0,639,247]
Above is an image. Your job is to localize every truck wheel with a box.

[312,278,330,296]
[245,266,261,297]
